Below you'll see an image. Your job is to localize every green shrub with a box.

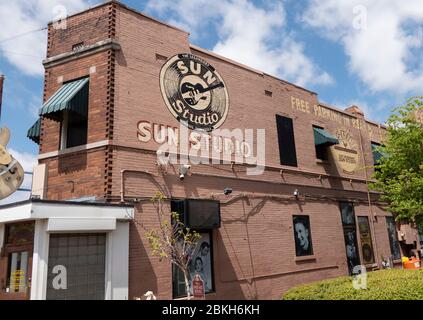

[282,269,423,300]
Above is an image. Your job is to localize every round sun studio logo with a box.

[159,53,229,132]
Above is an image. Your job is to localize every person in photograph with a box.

[346,232,357,260]
[198,241,211,283]
[294,220,312,256]
[342,204,354,225]
[190,257,210,291]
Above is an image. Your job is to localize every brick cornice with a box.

[43,39,121,68]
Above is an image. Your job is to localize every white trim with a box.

[47,217,116,232]
[0,201,133,223]
[38,140,109,160]
[0,203,33,223]
[0,201,132,300]
[0,224,4,254]
[105,231,112,300]
[60,110,68,150]
[109,222,129,300]
[30,220,50,300]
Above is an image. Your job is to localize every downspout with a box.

[357,119,380,267]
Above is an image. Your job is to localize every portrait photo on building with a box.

[172,232,214,297]
[293,215,313,256]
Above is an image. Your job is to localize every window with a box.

[313,126,339,161]
[171,199,215,298]
[275,115,297,167]
[172,232,214,298]
[293,215,313,256]
[357,216,375,264]
[386,217,401,260]
[6,251,29,293]
[38,77,89,150]
[371,142,381,164]
[314,126,328,160]
[371,142,384,172]
[60,110,88,149]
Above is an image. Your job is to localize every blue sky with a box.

[0,0,422,176]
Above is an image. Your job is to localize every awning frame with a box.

[39,77,89,120]
[313,127,339,147]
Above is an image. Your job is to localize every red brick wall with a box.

[109,4,394,300]
[40,3,116,200]
[37,1,397,300]
[47,4,112,57]
[40,148,107,200]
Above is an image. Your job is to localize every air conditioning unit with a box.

[171,199,221,229]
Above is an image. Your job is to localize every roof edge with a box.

[47,0,189,35]
[0,198,134,210]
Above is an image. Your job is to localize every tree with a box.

[145,192,201,299]
[370,96,423,226]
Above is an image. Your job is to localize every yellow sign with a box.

[331,128,360,174]
[11,269,25,291]
[290,96,377,137]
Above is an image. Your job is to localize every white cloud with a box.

[0,0,92,76]
[303,0,423,94]
[146,0,333,87]
[9,148,37,173]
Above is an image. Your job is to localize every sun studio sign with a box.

[159,53,229,132]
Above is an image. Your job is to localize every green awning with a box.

[27,118,41,144]
[39,77,89,120]
[313,127,339,146]
[371,143,384,163]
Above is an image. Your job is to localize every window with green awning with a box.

[313,126,339,161]
[313,127,339,146]
[27,118,40,144]
[39,77,89,120]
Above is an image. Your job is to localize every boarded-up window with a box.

[276,115,297,167]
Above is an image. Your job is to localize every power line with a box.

[0,49,44,59]
[0,27,47,44]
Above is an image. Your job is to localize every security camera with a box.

[223,187,233,195]
[179,164,191,181]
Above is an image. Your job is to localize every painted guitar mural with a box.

[0,127,24,200]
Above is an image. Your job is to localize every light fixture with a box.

[223,187,233,195]
[293,189,299,198]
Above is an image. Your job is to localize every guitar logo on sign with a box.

[159,53,229,132]
[0,127,24,200]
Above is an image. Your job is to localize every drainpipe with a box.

[357,117,380,268]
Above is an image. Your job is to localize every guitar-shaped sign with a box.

[0,127,24,200]
[181,82,224,107]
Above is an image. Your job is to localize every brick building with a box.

[0,0,420,300]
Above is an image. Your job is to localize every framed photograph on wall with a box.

[293,215,314,256]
